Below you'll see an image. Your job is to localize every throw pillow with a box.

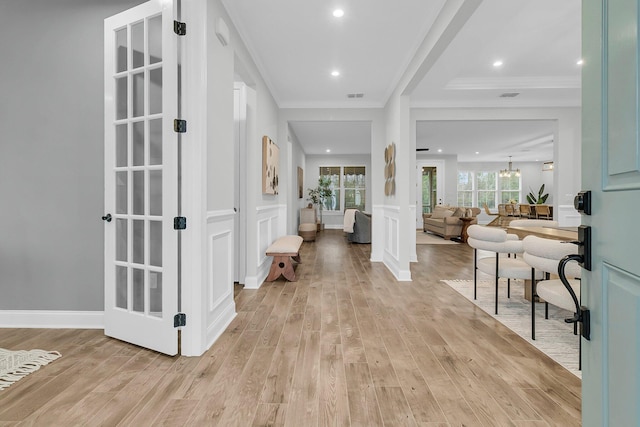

[452,207,466,217]
[432,207,454,219]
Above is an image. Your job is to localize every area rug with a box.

[441,279,581,378]
[0,348,61,390]
[416,231,459,245]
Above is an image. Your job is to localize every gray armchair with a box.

[347,211,371,243]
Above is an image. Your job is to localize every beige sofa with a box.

[422,206,481,240]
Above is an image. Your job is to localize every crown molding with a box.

[445,75,581,90]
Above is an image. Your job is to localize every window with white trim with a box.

[457,171,473,207]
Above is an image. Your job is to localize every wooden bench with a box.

[265,235,303,282]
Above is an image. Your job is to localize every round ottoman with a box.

[298,223,317,241]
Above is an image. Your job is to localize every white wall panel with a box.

[245,205,286,289]
[204,210,237,351]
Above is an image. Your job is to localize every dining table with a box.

[506,225,578,241]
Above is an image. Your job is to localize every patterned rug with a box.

[0,348,61,390]
[441,279,581,378]
[416,231,459,245]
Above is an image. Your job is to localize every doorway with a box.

[421,166,437,214]
[233,82,249,284]
[416,159,445,229]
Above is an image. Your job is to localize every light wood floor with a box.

[0,230,581,426]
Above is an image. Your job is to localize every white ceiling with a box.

[417,120,555,163]
[222,0,581,160]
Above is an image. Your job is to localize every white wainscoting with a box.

[556,204,582,227]
[205,209,237,350]
[372,205,411,281]
[245,204,287,289]
[381,205,402,279]
[0,310,104,328]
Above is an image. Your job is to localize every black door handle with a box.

[102,213,112,222]
[558,254,590,340]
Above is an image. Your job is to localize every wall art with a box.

[262,136,279,195]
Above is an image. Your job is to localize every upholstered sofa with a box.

[345,210,371,243]
[422,206,481,240]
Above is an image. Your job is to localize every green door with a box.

[582,0,640,424]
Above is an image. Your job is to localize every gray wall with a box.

[0,0,146,310]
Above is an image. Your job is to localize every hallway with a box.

[0,230,581,425]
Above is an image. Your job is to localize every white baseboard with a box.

[202,305,236,356]
[0,310,104,329]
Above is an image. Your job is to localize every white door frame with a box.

[416,159,445,228]
[233,83,248,284]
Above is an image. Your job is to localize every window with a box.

[457,170,519,207]
[319,166,366,211]
[500,174,521,203]
[476,171,497,208]
[457,171,473,206]
[344,166,366,211]
[319,166,341,211]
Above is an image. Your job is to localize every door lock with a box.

[574,190,591,215]
[102,213,112,222]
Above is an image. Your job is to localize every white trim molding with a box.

[0,311,104,329]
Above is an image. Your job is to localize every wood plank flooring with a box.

[0,230,581,426]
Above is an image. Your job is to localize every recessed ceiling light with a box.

[333,9,344,18]
[326,149,331,153]
[331,70,340,77]
[493,60,503,67]
[577,59,584,66]
[475,151,480,155]
[437,149,443,153]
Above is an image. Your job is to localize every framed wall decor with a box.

[262,136,280,195]
[297,167,304,199]
[384,142,396,196]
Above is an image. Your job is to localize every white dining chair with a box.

[467,225,544,314]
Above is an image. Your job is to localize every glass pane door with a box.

[104,0,178,356]
[113,13,164,319]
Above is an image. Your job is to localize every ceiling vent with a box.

[499,92,520,98]
[347,93,364,98]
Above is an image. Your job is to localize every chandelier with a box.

[499,156,520,177]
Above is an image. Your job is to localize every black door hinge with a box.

[174,216,187,230]
[174,21,186,36]
[174,119,187,133]
[174,313,186,327]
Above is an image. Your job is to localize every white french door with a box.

[103,0,179,355]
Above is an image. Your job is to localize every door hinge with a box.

[174,119,187,133]
[174,216,187,230]
[174,312,186,327]
[174,21,186,36]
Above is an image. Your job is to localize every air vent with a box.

[347,93,364,98]
[499,92,520,98]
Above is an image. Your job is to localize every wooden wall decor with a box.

[384,142,396,196]
[262,136,279,195]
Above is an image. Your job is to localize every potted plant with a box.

[526,184,549,204]
[307,176,332,228]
